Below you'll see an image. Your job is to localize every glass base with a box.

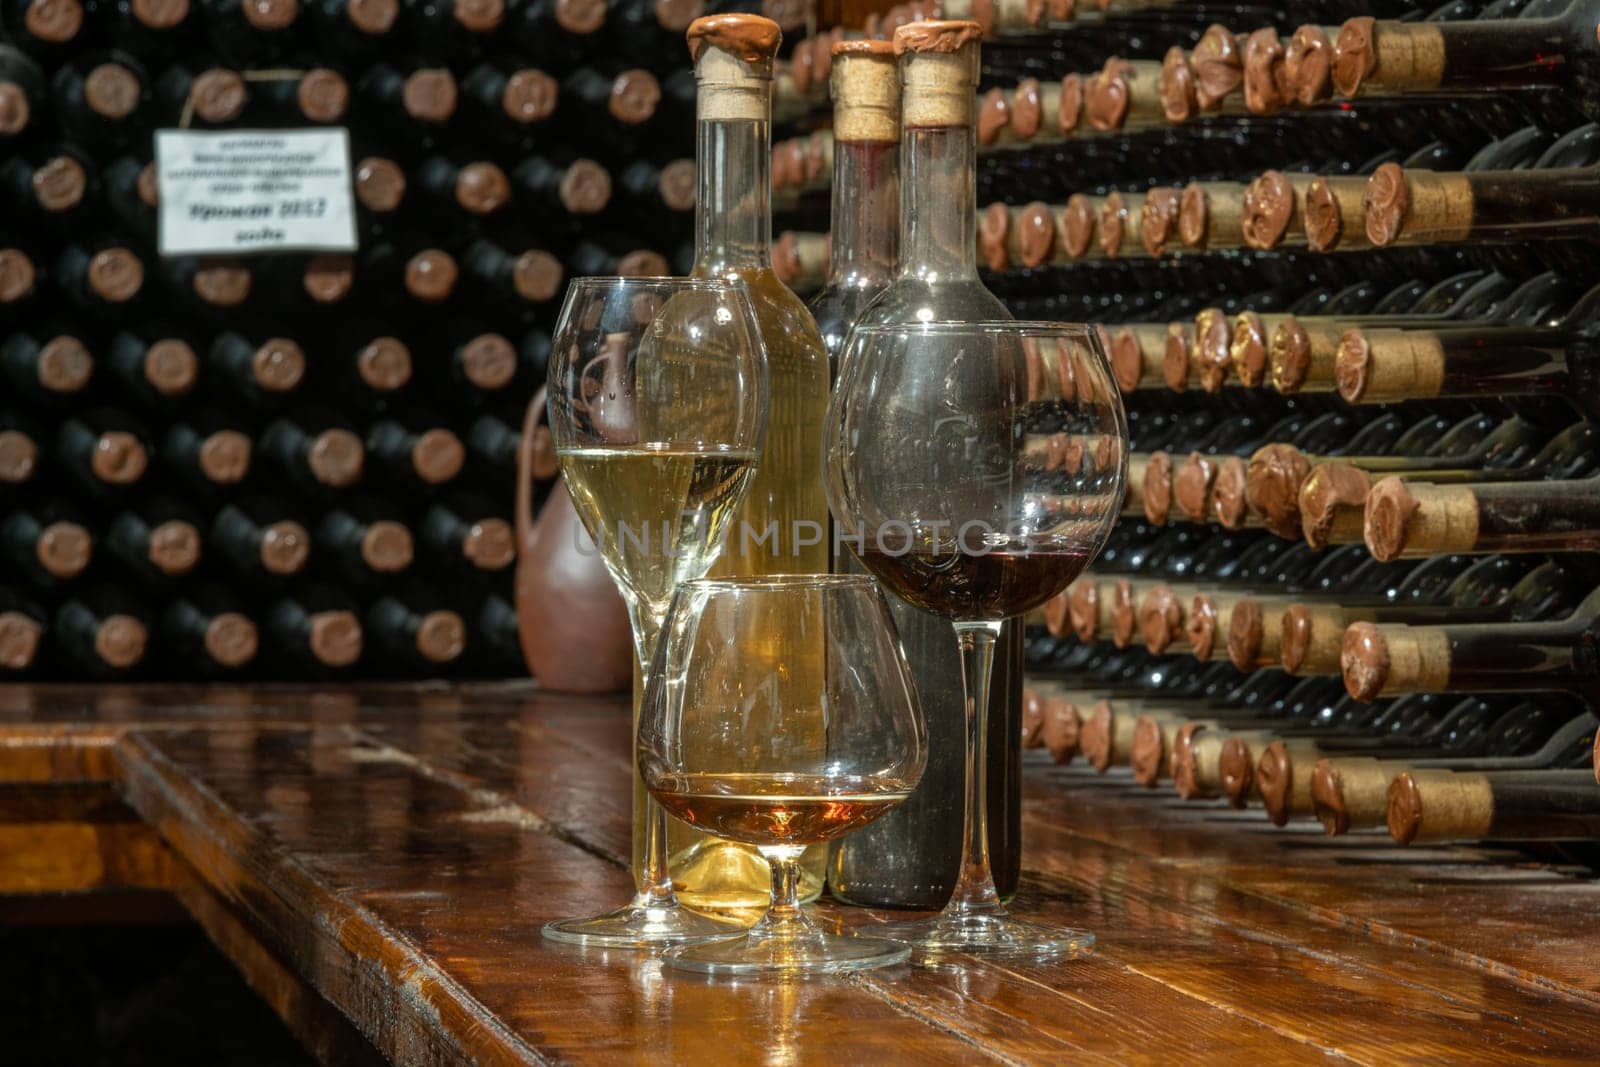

[663,928,910,975]
[873,911,1095,962]
[542,894,747,949]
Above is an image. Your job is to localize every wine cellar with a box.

[4,0,1600,1061]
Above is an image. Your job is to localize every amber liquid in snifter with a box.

[630,18,831,910]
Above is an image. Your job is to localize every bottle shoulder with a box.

[856,278,1012,326]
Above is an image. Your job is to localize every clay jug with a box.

[515,386,632,693]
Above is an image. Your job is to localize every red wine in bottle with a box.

[162,588,261,674]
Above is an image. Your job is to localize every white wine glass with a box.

[543,276,769,947]
[639,574,927,974]
[826,321,1127,960]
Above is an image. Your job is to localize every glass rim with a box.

[681,574,880,592]
[563,275,750,291]
[846,320,1102,336]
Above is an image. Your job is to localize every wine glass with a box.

[825,322,1127,960]
[639,575,927,974]
[543,276,769,948]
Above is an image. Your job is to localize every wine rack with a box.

[778,0,1600,856]
[0,0,807,680]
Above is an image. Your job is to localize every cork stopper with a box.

[1387,770,1492,846]
[1173,452,1216,521]
[609,69,661,124]
[689,14,779,120]
[1097,191,1127,257]
[37,521,92,578]
[1010,77,1041,140]
[1304,176,1363,252]
[655,0,704,32]
[1245,443,1312,540]
[1084,57,1132,131]
[88,248,143,303]
[405,250,458,302]
[1139,187,1181,257]
[1160,45,1196,123]
[403,69,457,123]
[1211,456,1249,530]
[297,68,348,122]
[242,0,297,30]
[193,69,247,123]
[33,335,91,395]
[204,613,259,669]
[148,519,201,576]
[1241,170,1301,250]
[1129,715,1170,787]
[1364,164,1473,247]
[1142,450,1173,525]
[1022,687,1045,747]
[1185,593,1217,660]
[412,429,465,484]
[248,338,303,393]
[1299,462,1370,550]
[24,0,83,41]
[86,63,141,119]
[1270,317,1333,394]
[1280,603,1350,676]
[1226,597,1266,669]
[0,249,34,303]
[260,521,310,575]
[356,337,411,391]
[1138,586,1183,652]
[1062,195,1096,259]
[96,615,148,670]
[0,82,31,136]
[1110,578,1136,649]
[1043,589,1070,636]
[616,249,670,276]
[1227,311,1268,386]
[1243,27,1291,115]
[198,430,251,484]
[192,260,250,306]
[1191,307,1231,392]
[355,157,405,212]
[1332,18,1445,98]
[1041,695,1080,764]
[832,39,900,142]
[455,161,511,214]
[309,611,362,667]
[360,520,414,573]
[1078,701,1113,771]
[299,255,351,304]
[91,431,147,485]
[1257,738,1321,826]
[0,430,38,484]
[1067,580,1098,641]
[559,159,612,214]
[1364,478,1478,562]
[307,428,364,488]
[503,69,558,124]
[31,155,85,212]
[1311,757,1393,836]
[1016,202,1055,269]
[1286,25,1333,106]
[345,0,397,34]
[0,612,43,670]
[1161,322,1191,390]
[1058,73,1083,134]
[1341,621,1451,701]
[462,518,516,570]
[1191,23,1244,110]
[1218,735,1257,808]
[1336,327,1445,403]
[896,21,981,128]
[416,611,467,663]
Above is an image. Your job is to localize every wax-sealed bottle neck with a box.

[828,138,899,290]
[694,83,772,275]
[899,122,978,281]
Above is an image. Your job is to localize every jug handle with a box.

[516,384,549,551]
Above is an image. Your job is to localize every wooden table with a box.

[3,683,1597,1064]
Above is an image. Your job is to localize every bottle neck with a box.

[694,115,772,275]
[899,123,978,282]
[827,138,898,290]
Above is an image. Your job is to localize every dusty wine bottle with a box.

[211,502,311,580]
[163,589,261,674]
[1,508,92,587]
[106,501,204,581]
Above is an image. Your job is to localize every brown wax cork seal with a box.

[1226,598,1265,669]
[32,155,86,212]
[1299,463,1370,550]
[0,430,38,484]
[609,69,660,124]
[1110,327,1148,392]
[1058,72,1083,133]
[1241,170,1301,250]
[1010,77,1042,139]
[1079,701,1116,771]
[297,68,348,122]
[204,613,258,669]
[361,520,414,573]
[88,66,140,117]
[136,162,159,206]
[0,612,44,670]
[412,429,466,484]
[143,339,196,397]
[1192,23,1244,110]
[1337,327,1445,403]
[0,249,35,303]
[1068,580,1098,641]
[1346,626,1446,700]
[655,0,704,32]
[1143,450,1173,525]
[416,611,467,663]
[148,520,201,576]
[1309,758,1376,836]
[1111,579,1137,649]
[1186,593,1218,660]
[309,611,362,667]
[1256,739,1318,826]
[1286,25,1333,106]
[555,0,604,34]
[513,251,563,302]
[403,68,457,122]
[1084,57,1131,131]
[1097,191,1127,257]
[1138,586,1183,652]
[656,159,696,211]
[1161,322,1192,390]
[345,0,397,34]
[1129,716,1169,786]
[1363,161,1411,246]
[1330,16,1378,97]
[242,0,297,30]
[91,431,147,485]
[455,161,511,214]
[1280,602,1350,676]
[1139,187,1180,257]
[979,203,1011,271]
[252,338,305,392]
[1191,308,1231,392]
[261,521,309,575]
[894,18,983,55]
[307,429,364,487]
[617,249,669,276]
[37,522,91,578]
[1269,316,1327,394]
[192,260,250,306]
[1173,452,1217,521]
[1246,443,1312,540]
[1022,688,1045,747]
[560,159,612,213]
[302,255,353,304]
[198,431,251,484]
[1043,589,1070,636]
[0,83,31,136]
[355,157,404,212]
[1041,696,1081,764]
[405,250,458,301]
[504,69,557,123]
[96,616,148,670]
[1243,27,1291,115]
[1210,455,1249,529]
[1365,478,1479,562]
[977,86,1008,145]
[36,336,91,394]
[1305,177,1354,252]
[460,334,517,390]
[1160,45,1196,123]
[24,0,83,41]
[1062,194,1096,258]
[1218,735,1258,808]
[1177,182,1226,249]
[1340,621,1390,701]
[192,68,246,122]
[356,337,412,391]
[463,518,515,570]
[1229,310,1269,386]
[452,0,503,31]
[687,13,781,64]
[88,248,143,303]
[1016,201,1056,268]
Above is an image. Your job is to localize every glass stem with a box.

[628,599,677,909]
[755,845,809,940]
[948,620,1004,917]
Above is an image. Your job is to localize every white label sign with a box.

[156,128,358,256]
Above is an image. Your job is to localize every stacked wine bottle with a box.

[775,0,1600,855]
[0,0,821,679]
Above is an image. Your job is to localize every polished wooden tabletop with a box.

[2,683,1597,1065]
